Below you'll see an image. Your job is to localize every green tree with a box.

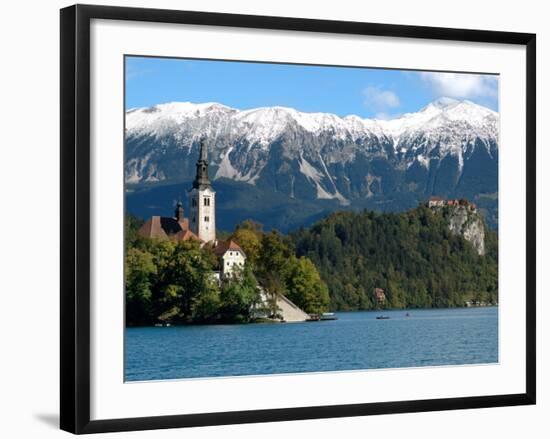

[191,287,221,323]
[125,214,145,250]
[219,266,260,322]
[125,247,156,325]
[231,225,262,268]
[261,272,285,318]
[283,256,330,314]
[258,230,293,278]
[164,241,218,320]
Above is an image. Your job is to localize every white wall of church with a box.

[221,250,245,277]
[189,187,216,242]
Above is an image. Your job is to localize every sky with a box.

[125,56,499,119]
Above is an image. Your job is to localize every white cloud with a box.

[363,86,401,112]
[419,72,498,100]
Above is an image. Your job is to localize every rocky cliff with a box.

[442,205,486,255]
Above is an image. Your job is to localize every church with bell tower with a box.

[189,140,216,243]
[138,139,248,278]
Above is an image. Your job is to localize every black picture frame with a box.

[60,4,536,434]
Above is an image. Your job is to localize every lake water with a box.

[125,307,498,381]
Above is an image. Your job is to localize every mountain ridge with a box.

[125,98,499,230]
[126,97,497,155]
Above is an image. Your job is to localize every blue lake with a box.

[125,307,498,381]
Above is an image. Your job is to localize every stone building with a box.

[138,202,199,242]
[138,140,217,244]
[427,196,445,207]
[213,240,246,278]
[189,140,216,243]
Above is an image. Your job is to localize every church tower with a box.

[189,140,216,243]
[174,201,184,222]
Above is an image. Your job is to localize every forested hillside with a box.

[125,204,498,325]
[291,205,498,310]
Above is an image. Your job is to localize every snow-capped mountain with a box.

[125,98,499,230]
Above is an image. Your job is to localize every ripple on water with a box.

[125,307,498,381]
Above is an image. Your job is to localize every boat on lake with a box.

[376,315,390,320]
[307,312,338,321]
[320,312,338,321]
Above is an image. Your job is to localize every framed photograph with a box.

[60,4,536,434]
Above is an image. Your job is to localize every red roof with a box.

[174,229,200,242]
[138,216,199,242]
[213,240,245,257]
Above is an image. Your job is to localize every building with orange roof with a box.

[427,196,445,207]
[138,202,200,242]
[213,240,247,278]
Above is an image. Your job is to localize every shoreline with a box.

[125,305,498,328]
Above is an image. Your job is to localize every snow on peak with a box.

[125,99,499,188]
[376,97,498,138]
[126,99,498,148]
[422,96,460,110]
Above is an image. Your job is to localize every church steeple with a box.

[174,200,184,221]
[189,139,216,243]
[193,139,211,190]
[200,138,208,162]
